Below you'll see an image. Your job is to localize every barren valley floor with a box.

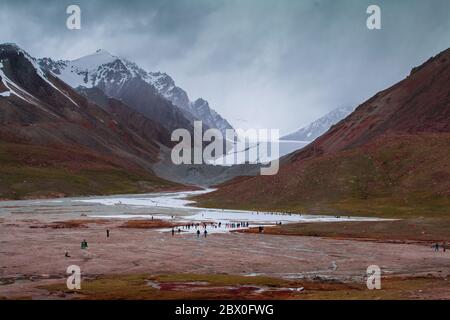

[0,192,449,300]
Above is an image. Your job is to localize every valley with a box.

[0,190,448,300]
[1,39,449,301]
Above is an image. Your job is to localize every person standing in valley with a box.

[433,243,440,252]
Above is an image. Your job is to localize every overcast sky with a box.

[1,0,449,134]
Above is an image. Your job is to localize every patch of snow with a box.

[0,66,60,117]
[208,139,309,165]
[54,50,118,89]
[0,67,36,104]
[78,189,214,209]
[79,189,388,235]
[21,52,81,108]
[4,47,81,108]
[90,214,174,220]
[71,49,117,71]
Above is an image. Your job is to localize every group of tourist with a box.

[169,220,253,237]
[252,211,294,216]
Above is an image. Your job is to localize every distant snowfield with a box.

[79,189,387,234]
[79,189,213,209]
[208,140,310,165]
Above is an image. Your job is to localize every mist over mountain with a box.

[38,50,233,135]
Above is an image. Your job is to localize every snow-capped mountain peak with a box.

[38,50,234,134]
[71,49,117,69]
[282,106,355,142]
[1,43,80,107]
[39,49,128,89]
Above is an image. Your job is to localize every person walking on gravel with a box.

[433,243,439,252]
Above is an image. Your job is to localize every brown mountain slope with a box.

[0,44,181,199]
[195,48,450,218]
[77,86,173,148]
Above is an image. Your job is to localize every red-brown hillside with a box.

[196,48,450,218]
[0,44,181,199]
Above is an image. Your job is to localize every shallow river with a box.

[0,189,383,234]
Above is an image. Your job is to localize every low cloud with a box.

[1,0,449,134]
